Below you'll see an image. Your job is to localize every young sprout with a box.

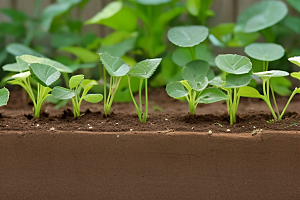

[0,87,9,107]
[166,60,227,115]
[127,58,162,123]
[52,75,103,118]
[215,54,252,125]
[99,52,131,116]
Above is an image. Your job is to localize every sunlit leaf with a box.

[83,94,103,103]
[60,46,99,63]
[30,63,61,87]
[197,88,227,103]
[52,86,75,100]
[128,58,162,79]
[245,43,285,61]
[288,56,300,67]
[238,86,263,98]
[224,72,252,88]
[99,52,131,77]
[254,70,289,78]
[166,81,189,98]
[0,87,9,106]
[215,54,252,74]
[69,74,84,89]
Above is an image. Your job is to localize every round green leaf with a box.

[168,26,209,47]
[291,72,300,80]
[69,75,84,89]
[30,63,61,87]
[83,94,103,103]
[288,56,300,67]
[52,86,75,100]
[244,43,285,61]
[6,43,45,57]
[237,86,262,98]
[166,81,189,98]
[0,87,9,106]
[99,52,131,77]
[236,1,288,33]
[128,58,162,79]
[254,70,289,78]
[224,72,252,88]
[215,54,252,74]
[197,88,227,104]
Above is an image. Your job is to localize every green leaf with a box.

[69,75,84,89]
[237,86,263,98]
[19,55,72,73]
[0,8,27,23]
[285,0,300,13]
[81,79,98,97]
[209,76,224,87]
[0,87,9,106]
[130,0,173,5]
[30,63,61,87]
[2,63,26,72]
[168,26,209,47]
[60,46,99,63]
[291,72,300,80]
[99,52,131,77]
[270,77,292,96]
[288,56,300,67]
[83,94,103,103]
[197,88,227,104]
[11,71,31,80]
[52,86,75,100]
[254,70,289,78]
[244,43,285,61]
[128,58,162,79]
[236,1,288,33]
[224,72,252,88]
[166,81,189,98]
[6,43,45,57]
[215,54,252,74]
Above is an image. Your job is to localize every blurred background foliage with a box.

[0,0,300,102]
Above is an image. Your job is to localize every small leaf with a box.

[0,87,9,106]
[215,54,252,74]
[224,72,252,88]
[254,70,289,78]
[288,56,300,67]
[69,75,84,89]
[209,76,224,87]
[83,94,103,103]
[128,58,162,79]
[166,82,189,98]
[197,88,227,104]
[30,63,61,87]
[82,79,98,97]
[244,43,285,61]
[238,86,262,98]
[291,72,300,80]
[2,63,26,72]
[168,26,209,47]
[52,86,75,100]
[11,71,31,80]
[60,46,99,63]
[99,52,131,77]
[6,43,45,57]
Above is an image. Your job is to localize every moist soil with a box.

[0,88,300,134]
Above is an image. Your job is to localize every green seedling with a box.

[166,60,227,115]
[52,75,103,118]
[127,58,162,123]
[0,87,9,107]
[99,52,131,116]
[215,54,253,125]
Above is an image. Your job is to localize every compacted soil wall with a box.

[0,131,299,200]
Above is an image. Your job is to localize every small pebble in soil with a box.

[130,129,133,131]
[165,118,168,121]
[208,130,212,135]
[50,127,55,131]
[89,126,93,129]
[36,124,39,127]
[226,129,230,132]
[253,126,256,128]
[117,135,120,138]
[191,127,194,129]
[116,123,118,125]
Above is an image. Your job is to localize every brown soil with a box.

[0,88,300,134]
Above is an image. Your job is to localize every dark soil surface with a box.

[1,88,300,133]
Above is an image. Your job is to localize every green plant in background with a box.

[127,58,162,122]
[99,52,131,116]
[0,87,9,107]
[166,60,227,115]
[186,0,214,25]
[215,54,253,125]
[52,75,103,118]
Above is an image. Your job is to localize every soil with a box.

[0,88,300,134]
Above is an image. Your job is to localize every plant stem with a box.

[142,79,148,123]
[189,47,197,61]
[278,89,298,121]
[270,86,279,118]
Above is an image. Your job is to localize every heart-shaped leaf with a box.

[237,86,263,98]
[69,74,84,89]
[99,52,131,77]
[288,56,300,67]
[168,26,209,47]
[197,88,227,104]
[30,63,61,87]
[244,43,285,61]
[236,1,288,33]
[0,87,9,106]
[19,55,72,73]
[83,94,103,103]
[128,58,162,79]
[52,86,75,100]
[215,54,252,74]
[224,72,252,88]
[254,70,289,78]
[166,81,189,98]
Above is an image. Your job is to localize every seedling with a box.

[215,54,252,125]
[166,60,227,115]
[0,87,9,107]
[52,75,103,118]
[127,58,162,123]
[99,52,131,116]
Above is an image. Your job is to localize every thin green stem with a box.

[270,86,279,118]
[279,89,298,121]
[142,79,148,123]
[189,47,197,61]
[128,76,142,122]
[103,67,107,116]
[139,79,143,112]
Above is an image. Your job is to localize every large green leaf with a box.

[99,53,131,77]
[288,56,300,67]
[286,0,300,13]
[224,72,252,88]
[19,55,72,73]
[168,26,209,47]
[237,86,263,98]
[236,1,288,33]
[60,46,99,63]
[254,70,289,78]
[128,58,162,79]
[0,87,9,106]
[52,86,75,100]
[197,88,227,104]
[215,54,252,74]
[130,0,173,5]
[30,63,61,87]
[83,94,103,103]
[6,43,45,57]
[69,74,84,89]
[244,43,285,61]
[166,81,189,98]
[2,63,26,72]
